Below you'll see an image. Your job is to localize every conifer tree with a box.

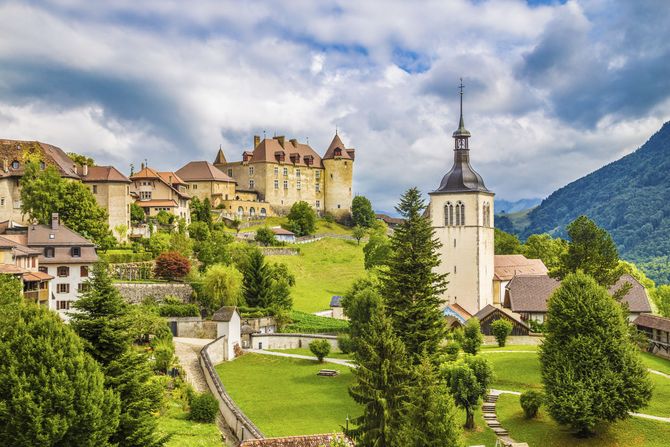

[241,249,274,308]
[0,304,120,446]
[72,261,166,447]
[540,272,652,436]
[398,356,463,447]
[380,187,448,361]
[349,310,410,447]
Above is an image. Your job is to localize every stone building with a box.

[129,165,191,223]
[0,231,52,306]
[79,165,132,241]
[175,160,237,207]
[213,133,354,219]
[0,139,132,242]
[429,88,495,315]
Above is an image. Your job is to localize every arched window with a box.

[249,207,256,217]
[260,208,267,217]
[444,202,454,226]
[237,206,244,216]
[455,201,465,226]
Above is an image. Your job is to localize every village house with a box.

[0,228,52,306]
[175,160,237,207]
[213,133,354,219]
[213,306,242,360]
[79,165,132,241]
[130,165,191,224]
[634,313,670,359]
[271,227,295,243]
[493,254,548,305]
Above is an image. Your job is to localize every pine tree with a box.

[71,261,131,365]
[241,249,274,308]
[380,187,448,361]
[539,272,652,436]
[398,356,463,447]
[72,261,166,447]
[349,311,410,447]
[0,304,119,446]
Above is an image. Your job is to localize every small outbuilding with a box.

[473,305,530,336]
[330,295,344,319]
[212,306,241,360]
[271,227,296,243]
[443,303,473,329]
[634,313,670,359]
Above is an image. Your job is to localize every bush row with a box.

[158,303,200,318]
[100,252,154,264]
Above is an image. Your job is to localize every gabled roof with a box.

[494,255,548,281]
[473,304,529,330]
[634,313,670,332]
[0,235,41,256]
[443,303,473,325]
[130,166,190,199]
[158,171,186,186]
[330,296,342,307]
[176,161,236,183]
[130,166,161,180]
[0,140,79,179]
[27,222,96,247]
[322,134,353,160]
[80,165,130,183]
[505,273,652,314]
[212,306,239,322]
[243,137,324,167]
[271,227,294,236]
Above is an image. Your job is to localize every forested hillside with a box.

[521,121,670,284]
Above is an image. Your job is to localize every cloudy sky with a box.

[1,0,669,212]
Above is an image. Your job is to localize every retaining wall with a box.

[483,334,544,346]
[114,283,194,304]
[165,317,217,339]
[250,333,338,350]
[199,337,264,442]
[259,247,300,256]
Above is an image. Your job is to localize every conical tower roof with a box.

[213,147,227,165]
[323,133,352,160]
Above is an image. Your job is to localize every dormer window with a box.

[334,148,342,157]
[71,247,81,257]
[11,160,19,169]
[44,247,54,258]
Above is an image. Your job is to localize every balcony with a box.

[24,289,49,305]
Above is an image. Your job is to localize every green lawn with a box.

[215,354,358,437]
[482,349,670,418]
[267,238,365,312]
[157,393,222,447]
[267,347,353,360]
[481,344,539,351]
[640,352,670,375]
[497,393,670,447]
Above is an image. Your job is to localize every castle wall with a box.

[87,182,132,241]
[184,180,236,207]
[0,178,24,223]
[322,158,353,218]
[430,191,495,315]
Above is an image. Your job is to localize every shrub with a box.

[461,318,483,354]
[528,319,546,333]
[189,392,219,423]
[157,303,200,317]
[154,251,191,280]
[255,227,277,246]
[309,339,331,362]
[520,390,544,419]
[286,201,317,236]
[444,341,461,362]
[491,319,513,347]
[337,334,354,354]
[152,336,175,373]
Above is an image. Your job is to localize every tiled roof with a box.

[246,137,324,167]
[176,161,236,183]
[322,134,353,160]
[23,271,53,281]
[270,227,294,236]
[80,165,130,183]
[494,255,548,281]
[212,306,238,322]
[130,166,190,199]
[0,264,26,274]
[330,295,342,307]
[634,313,670,332]
[0,140,79,178]
[505,274,652,313]
[130,166,161,180]
[158,171,186,186]
[27,222,96,247]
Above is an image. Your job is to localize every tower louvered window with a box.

[455,201,465,226]
[444,202,454,226]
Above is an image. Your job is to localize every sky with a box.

[1,0,669,212]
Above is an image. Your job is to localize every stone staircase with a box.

[482,393,509,437]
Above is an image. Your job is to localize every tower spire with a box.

[452,77,471,145]
[458,77,465,129]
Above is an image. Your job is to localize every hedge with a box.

[100,252,154,263]
[282,310,349,334]
[158,303,200,318]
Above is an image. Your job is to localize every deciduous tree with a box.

[442,356,493,429]
[491,319,513,347]
[287,201,317,236]
[154,251,191,280]
[351,195,376,228]
[494,228,522,255]
[202,263,244,311]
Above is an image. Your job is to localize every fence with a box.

[199,336,264,442]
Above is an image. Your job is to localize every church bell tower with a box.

[428,80,495,315]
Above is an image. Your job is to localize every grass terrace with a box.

[231,217,354,236]
[267,347,353,360]
[267,238,365,313]
[282,310,350,334]
[157,393,222,447]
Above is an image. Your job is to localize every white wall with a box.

[45,262,93,320]
[216,311,241,360]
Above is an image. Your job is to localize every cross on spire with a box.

[458,77,465,128]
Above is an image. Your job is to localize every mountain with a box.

[495,198,542,214]
[520,121,670,284]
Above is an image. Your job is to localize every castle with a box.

[211,133,355,219]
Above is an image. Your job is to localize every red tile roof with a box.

[494,255,548,281]
[244,137,323,167]
[176,161,236,183]
[80,165,130,183]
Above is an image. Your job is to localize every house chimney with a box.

[253,135,260,147]
[141,162,145,170]
[51,213,59,230]
[289,138,298,147]
[83,164,88,176]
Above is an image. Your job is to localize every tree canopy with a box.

[286,201,317,236]
[351,195,376,228]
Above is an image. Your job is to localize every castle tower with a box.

[428,81,494,315]
[322,132,354,219]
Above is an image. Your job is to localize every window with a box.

[78,283,91,293]
[249,180,255,189]
[71,247,81,257]
[315,183,320,192]
[296,181,301,190]
[283,180,288,190]
[31,257,36,268]
[11,160,19,169]
[296,169,301,178]
[140,191,152,200]
[227,168,233,177]
[274,166,279,176]
[237,206,244,216]
[80,266,89,277]
[337,204,341,209]
[56,300,70,310]
[39,161,46,170]
[92,185,98,194]
[0,198,4,207]
[193,184,198,190]
[444,202,454,226]
[44,247,55,258]
[39,266,48,274]
[315,171,321,179]
[283,167,288,176]
[57,266,69,277]
[249,207,256,217]
[57,284,70,294]
[316,200,321,208]
[454,239,457,248]
[274,180,279,189]
[13,199,21,209]
[455,201,465,226]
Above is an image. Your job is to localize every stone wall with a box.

[200,337,263,442]
[250,333,338,350]
[165,317,217,339]
[259,247,300,256]
[114,283,194,304]
[483,334,544,346]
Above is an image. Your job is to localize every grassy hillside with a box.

[520,121,670,284]
[495,207,535,234]
[231,216,353,235]
[267,238,366,313]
